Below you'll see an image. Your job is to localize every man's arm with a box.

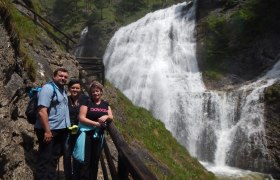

[38,106,53,143]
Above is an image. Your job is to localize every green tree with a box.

[123,0,145,10]
[94,0,108,20]
[116,0,145,19]
[53,0,78,27]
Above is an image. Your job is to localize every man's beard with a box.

[56,80,66,88]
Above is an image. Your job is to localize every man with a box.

[34,68,71,180]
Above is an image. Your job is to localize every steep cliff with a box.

[196,0,280,89]
[196,0,280,178]
[264,83,280,178]
[0,3,79,178]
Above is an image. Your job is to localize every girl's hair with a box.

[68,79,80,88]
[90,81,103,93]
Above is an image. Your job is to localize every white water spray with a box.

[103,2,279,176]
[74,26,88,57]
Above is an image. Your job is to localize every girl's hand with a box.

[98,115,108,124]
[94,122,101,128]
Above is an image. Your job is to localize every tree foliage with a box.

[94,0,109,19]
[116,0,146,18]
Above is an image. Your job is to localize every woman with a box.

[64,79,88,180]
[79,81,113,180]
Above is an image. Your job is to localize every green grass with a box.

[1,0,37,39]
[20,46,37,81]
[104,82,216,179]
[9,7,38,40]
[0,0,39,81]
[203,70,223,81]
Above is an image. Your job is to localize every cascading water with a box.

[103,1,278,177]
[74,27,88,57]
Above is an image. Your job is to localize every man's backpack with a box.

[25,82,56,124]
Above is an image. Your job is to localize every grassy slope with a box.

[0,0,40,80]
[104,82,215,179]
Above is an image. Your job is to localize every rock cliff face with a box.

[196,0,280,89]
[0,16,79,179]
[196,0,280,178]
[264,83,280,178]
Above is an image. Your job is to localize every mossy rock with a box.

[264,83,280,105]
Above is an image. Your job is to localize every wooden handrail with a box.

[80,66,104,70]
[13,0,76,51]
[76,57,103,60]
[103,139,119,180]
[78,57,105,85]
[106,122,157,180]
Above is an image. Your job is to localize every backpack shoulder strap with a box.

[47,81,57,99]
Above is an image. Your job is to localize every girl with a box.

[79,81,113,180]
[64,79,88,180]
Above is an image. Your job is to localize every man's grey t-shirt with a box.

[35,82,70,130]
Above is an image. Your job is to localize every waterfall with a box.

[74,26,88,57]
[103,1,279,176]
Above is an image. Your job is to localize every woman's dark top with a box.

[84,99,109,122]
[68,94,88,125]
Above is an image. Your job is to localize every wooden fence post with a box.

[100,154,109,180]
[118,154,129,180]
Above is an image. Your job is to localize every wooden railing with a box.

[78,57,157,179]
[13,0,77,52]
[77,57,105,85]
[104,122,157,180]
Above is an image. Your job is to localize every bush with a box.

[203,70,223,80]
[264,83,280,104]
